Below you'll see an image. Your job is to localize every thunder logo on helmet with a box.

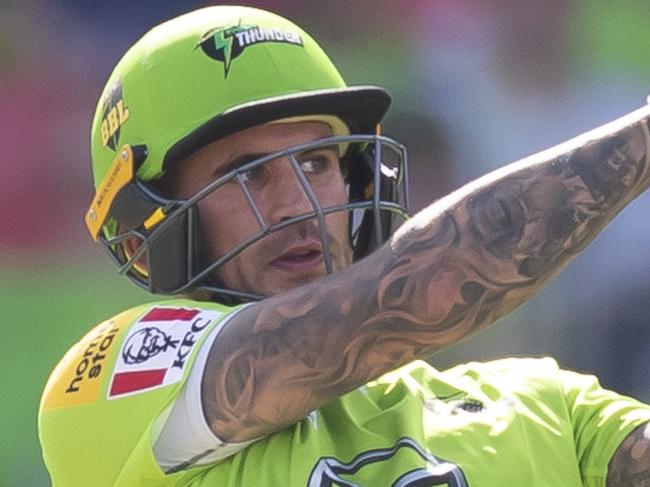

[197,21,304,78]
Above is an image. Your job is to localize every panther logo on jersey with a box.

[307,437,468,486]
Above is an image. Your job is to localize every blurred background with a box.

[2,0,649,484]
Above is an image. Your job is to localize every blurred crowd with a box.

[1,0,649,484]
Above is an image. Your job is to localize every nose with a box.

[260,158,316,226]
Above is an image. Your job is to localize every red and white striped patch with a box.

[108,307,222,399]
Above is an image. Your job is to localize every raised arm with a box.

[203,104,650,442]
[607,422,650,487]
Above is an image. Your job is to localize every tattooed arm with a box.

[607,423,650,486]
[203,105,650,442]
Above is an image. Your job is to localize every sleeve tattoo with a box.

[607,422,650,487]
[203,106,650,442]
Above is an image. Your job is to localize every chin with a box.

[233,253,349,297]
[266,270,326,295]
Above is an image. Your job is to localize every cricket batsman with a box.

[39,6,650,486]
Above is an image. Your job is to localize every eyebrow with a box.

[213,152,268,178]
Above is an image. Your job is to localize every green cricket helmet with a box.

[86,5,410,302]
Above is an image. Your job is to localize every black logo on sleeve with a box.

[122,327,179,364]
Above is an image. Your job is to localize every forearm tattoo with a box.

[607,423,650,487]
[203,108,650,442]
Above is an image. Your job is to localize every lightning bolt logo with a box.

[213,30,234,76]
[197,21,304,79]
[196,21,254,78]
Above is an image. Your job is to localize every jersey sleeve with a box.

[560,368,650,487]
[38,299,241,487]
[152,315,258,472]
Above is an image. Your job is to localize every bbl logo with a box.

[197,21,303,78]
[100,79,130,151]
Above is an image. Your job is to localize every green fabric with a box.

[40,301,650,486]
[560,369,650,486]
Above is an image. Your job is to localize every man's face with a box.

[170,121,353,297]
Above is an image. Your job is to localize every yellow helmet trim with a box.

[85,145,135,240]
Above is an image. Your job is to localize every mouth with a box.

[269,244,324,273]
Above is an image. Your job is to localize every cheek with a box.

[314,171,348,206]
[316,178,351,250]
[197,187,259,257]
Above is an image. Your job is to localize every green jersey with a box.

[39,300,650,486]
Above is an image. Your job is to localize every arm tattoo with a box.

[607,423,650,487]
[203,106,650,442]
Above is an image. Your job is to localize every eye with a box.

[300,157,327,174]
[239,165,268,184]
[299,149,337,176]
